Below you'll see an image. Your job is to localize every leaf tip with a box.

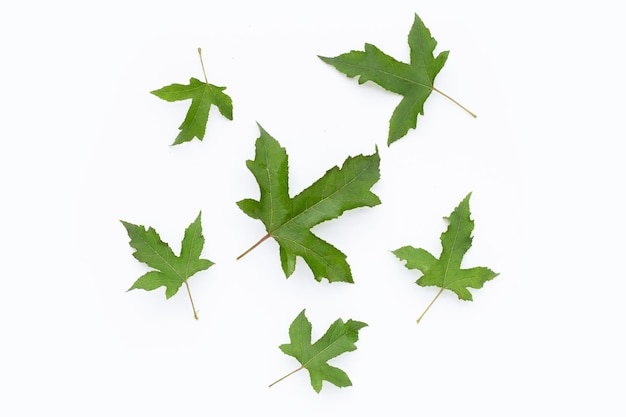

[347,319,368,333]
[120,219,139,236]
[255,122,272,139]
[386,131,404,147]
[318,54,331,63]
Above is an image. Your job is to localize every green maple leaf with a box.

[236,125,381,283]
[392,193,498,323]
[319,13,475,145]
[151,48,233,145]
[269,309,367,393]
[121,211,214,319]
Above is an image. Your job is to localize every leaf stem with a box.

[268,366,304,388]
[197,47,208,84]
[184,280,199,320]
[416,287,445,324]
[432,87,477,118]
[236,233,271,260]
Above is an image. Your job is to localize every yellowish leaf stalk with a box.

[197,47,208,83]
[416,287,445,324]
[184,280,199,320]
[268,366,304,388]
[236,233,271,260]
[432,86,477,118]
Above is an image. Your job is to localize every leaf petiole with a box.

[431,86,477,118]
[416,287,444,324]
[236,233,271,260]
[268,365,304,388]
[197,47,208,84]
[184,280,199,320]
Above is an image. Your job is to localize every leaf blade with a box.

[121,221,180,279]
[128,271,182,298]
[274,227,351,282]
[242,125,291,232]
[290,151,381,229]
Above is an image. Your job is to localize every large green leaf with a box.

[237,125,381,283]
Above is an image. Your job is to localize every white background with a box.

[1,0,624,415]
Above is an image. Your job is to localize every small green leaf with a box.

[270,309,367,393]
[393,193,498,323]
[121,212,214,319]
[151,48,233,145]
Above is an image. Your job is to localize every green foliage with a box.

[151,49,233,145]
[270,309,367,393]
[121,212,213,319]
[151,78,233,145]
[320,13,474,145]
[393,193,498,322]
[237,125,381,283]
